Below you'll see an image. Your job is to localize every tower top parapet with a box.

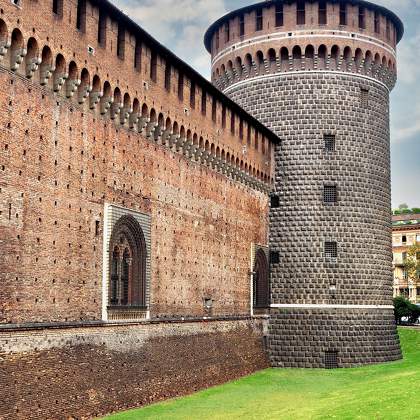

[204,0,404,54]
[205,0,404,91]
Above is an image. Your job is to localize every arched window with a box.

[109,215,147,308]
[253,248,269,308]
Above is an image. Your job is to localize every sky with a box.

[114,0,420,209]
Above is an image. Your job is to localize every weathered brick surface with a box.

[0,319,269,420]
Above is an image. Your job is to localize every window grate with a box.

[324,134,335,152]
[325,351,338,369]
[324,185,337,203]
[361,88,369,107]
[325,242,337,259]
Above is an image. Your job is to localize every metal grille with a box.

[325,351,338,369]
[323,185,337,203]
[325,242,337,259]
[361,88,369,107]
[324,134,335,152]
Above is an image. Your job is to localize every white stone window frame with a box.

[102,203,152,321]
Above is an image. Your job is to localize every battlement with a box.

[0,0,277,187]
[205,0,403,91]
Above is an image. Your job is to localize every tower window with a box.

[297,1,305,25]
[324,134,335,152]
[270,195,280,208]
[275,4,284,27]
[231,112,235,134]
[98,10,106,46]
[256,8,263,31]
[117,24,125,59]
[386,20,390,40]
[358,6,365,29]
[319,1,327,25]
[76,0,86,32]
[215,31,219,50]
[95,220,100,237]
[325,242,338,259]
[339,3,347,25]
[325,351,338,369]
[224,21,230,42]
[53,0,63,17]
[239,14,245,36]
[239,119,244,140]
[324,185,337,203]
[374,11,380,33]
[361,88,369,107]
[402,235,407,244]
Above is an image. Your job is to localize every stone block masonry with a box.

[227,71,402,367]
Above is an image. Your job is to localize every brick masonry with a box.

[0,318,269,420]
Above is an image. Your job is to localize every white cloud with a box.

[113,0,226,76]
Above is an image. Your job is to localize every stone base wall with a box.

[269,308,401,368]
[0,318,269,419]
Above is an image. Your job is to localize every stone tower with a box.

[205,0,404,367]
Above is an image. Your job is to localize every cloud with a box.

[113,0,226,76]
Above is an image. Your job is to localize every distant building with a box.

[392,213,420,302]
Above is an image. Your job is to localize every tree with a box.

[394,296,411,324]
[399,203,409,210]
[393,296,420,324]
[403,243,420,283]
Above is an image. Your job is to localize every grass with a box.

[104,328,420,420]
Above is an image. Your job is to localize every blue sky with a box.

[115,0,419,208]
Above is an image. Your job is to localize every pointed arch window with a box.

[108,215,147,308]
[253,248,270,308]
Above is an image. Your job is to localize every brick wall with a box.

[0,318,269,419]
[0,65,269,324]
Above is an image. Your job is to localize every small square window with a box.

[270,251,280,264]
[324,134,335,152]
[325,351,338,369]
[270,195,280,208]
[361,88,369,107]
[323,185,337,203]
[325,242,337,259]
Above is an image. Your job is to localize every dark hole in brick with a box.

[270,194,280,208]
[270,250,280,264]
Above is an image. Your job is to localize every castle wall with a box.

[0,318,269,419]
[0,65,269,324]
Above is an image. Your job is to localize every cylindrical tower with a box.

[205,0,404,367]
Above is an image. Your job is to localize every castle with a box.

[0,0,403,418]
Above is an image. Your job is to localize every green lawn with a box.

[104,328,420,420]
